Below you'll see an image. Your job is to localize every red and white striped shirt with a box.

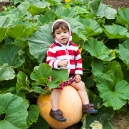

[46,41,83,77]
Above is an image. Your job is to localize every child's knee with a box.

[78,81,85,90]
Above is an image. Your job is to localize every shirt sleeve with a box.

[74,47,83,75]
[46,47,61,69]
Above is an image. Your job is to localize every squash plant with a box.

[0,0,129,128]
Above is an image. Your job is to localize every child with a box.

[46,19,98,122]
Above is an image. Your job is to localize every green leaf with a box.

[28,23,54,63]
[0,93,29,129]
[84,38,116,61]
[16,71,31,92]
[96,3,117,19]
[0,28,7,43]
[38,10,56,25]
[89,0,117,19]
[97,80,129,110]
[0,80,16,94]
[74,6,89,15]
[92,59,123,83]
[117,8,129,25]
[26,105,39,128]
[30,63,52,85]
[79,18,102,37]
[45,0,61,6]
[29,115,49,129]
[27,2,50,16]
[7,25,36,40]
[89,0,101,13]
[0,64,15,81]
[64,17,87,41]
[103,24,129,39]
[0,44,25,68]
[48,69,69,88]
[55,7,77,18]
[116,39,129,69]
[0,16,12,27]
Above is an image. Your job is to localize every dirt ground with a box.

[0,1,129,129]
[111,110,129,129]
[102,0,129,9]
[0,0,129,11]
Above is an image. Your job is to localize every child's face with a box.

[54,27,70,45]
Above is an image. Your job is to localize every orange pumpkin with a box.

[37,86,83,129]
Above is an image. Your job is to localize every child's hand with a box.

[74,74,81,83]
[58,59,68,67]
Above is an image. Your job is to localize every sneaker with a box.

[49,109,66,122]
[82,104,98,114]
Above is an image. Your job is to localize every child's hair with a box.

[51,21,69,38]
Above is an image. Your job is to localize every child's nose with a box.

[61,33,64,36]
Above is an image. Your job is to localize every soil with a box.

[0,1,129,129]
[102,0,129,9]
[111,110,129,129]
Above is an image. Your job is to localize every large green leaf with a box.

[0,16,12,27]
[28,24,54,63]
[103,24,129,39]
[29,115,49,129]
[26,105,39,128]
[0,93,29,129]
[0,28,7,43]
[0,44,25,68]
[84,38,116,61]
[96,3,117,19]
[55,7,77,18]
[116,39,129,69]
[16,71,31,92]
[30,63,52,85]
[89,0,101,14]
[89,0,117,19]
[117,8,129,25]
[0,80,16,94]
[74,6,89,15]
[64,17,87,41]
[7,25,36,40]
[97,80,129,110]
[27,1,50,16]
[92,59,123,83]
[0,64,15,81]
[45,0,61,5]
[38,10,56,25]
[48,69,69,88]
[79,18,102,37]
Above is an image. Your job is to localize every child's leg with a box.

[49,89,66,122]
[70,81,89,105]
[70,81,98,114]
[51,89,62,110]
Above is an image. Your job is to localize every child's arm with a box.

[46,48,68,69]
[74,48,83,75]
[46,48,60,69]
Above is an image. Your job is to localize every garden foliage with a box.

[0,0,129,128]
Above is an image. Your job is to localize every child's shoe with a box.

[82,104,98,114]
[49,109,66,122]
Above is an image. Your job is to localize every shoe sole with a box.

[83,110,98,114]
[49,114,67,122]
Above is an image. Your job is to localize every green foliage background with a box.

[0,0,129,128]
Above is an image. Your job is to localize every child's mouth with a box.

[61,38,66,41]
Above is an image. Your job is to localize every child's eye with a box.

[56,32,60,34]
